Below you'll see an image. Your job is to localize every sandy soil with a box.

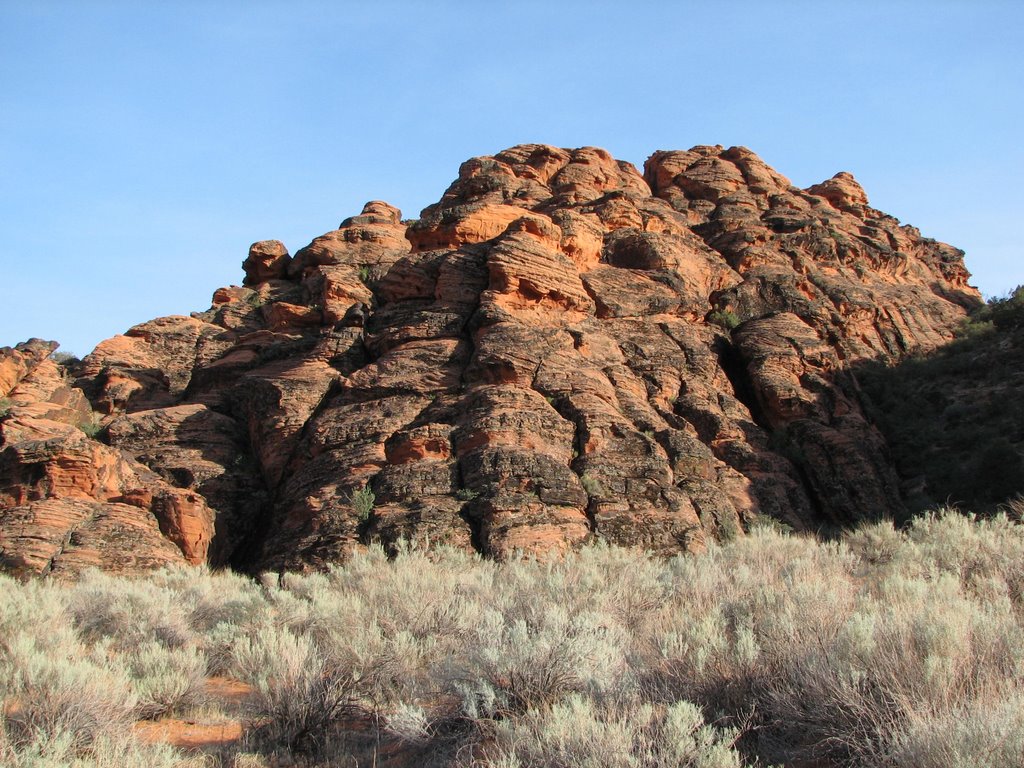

[133,676,252,751]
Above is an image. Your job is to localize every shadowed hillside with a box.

[858,287,1024,518]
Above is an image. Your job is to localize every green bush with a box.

[51,351,80,369]
[707,309,741,330]
[351,486,375,521]
[961,284,1024,334]
[77,413,104,439]
[579,472,604,497]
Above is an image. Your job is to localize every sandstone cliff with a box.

[0,144,981,575]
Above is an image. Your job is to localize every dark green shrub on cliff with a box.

[964,285,1024,333]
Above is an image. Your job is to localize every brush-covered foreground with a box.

[1,510,1023,768]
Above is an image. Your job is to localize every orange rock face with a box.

[0,144,981,576]
[0,343,213,575]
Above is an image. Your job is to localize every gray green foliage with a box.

[580,472,603,497]
[1,513,1023,766]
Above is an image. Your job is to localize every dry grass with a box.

[0,509,1021,766]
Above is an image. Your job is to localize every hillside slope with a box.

[858,288,1024,516]
[0,144,981,575]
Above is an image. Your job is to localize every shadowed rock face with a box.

[0,144,980,576]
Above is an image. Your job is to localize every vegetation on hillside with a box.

[858,286,1024,516]
[2,511,1023,767]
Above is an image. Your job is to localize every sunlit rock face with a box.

[0,144,980,576]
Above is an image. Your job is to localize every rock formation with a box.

[0,144,980,576]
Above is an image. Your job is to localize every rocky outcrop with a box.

[0,145,981,576]
[0,342,211,576]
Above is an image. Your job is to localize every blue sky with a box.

[2,1,1022,356]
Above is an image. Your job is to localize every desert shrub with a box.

[0,728,201,768]
[744,513,793,536]
[138,566,268,675]
[231,621,362,753]
[149,565,267,632]
[896,509,1024,589]
[0,576,206,762]
[1004,494,1024,522]
[0,397,12,418]
[1,512,1022,766]
[885,691,1024,768]
[653,529,856,718]
[448,602,629,719]
[68,569,194,650]
[557,542,668,635]
[0,576,69,648]
[125,640,207,719]
[758,569,1018,763]
[844,518,905,566]
[477,695,741,768]
[384,702,432,745]
[650,515,1024,766]
[2,727,204,767]
[3,632,136,751]
[277,544,499,709]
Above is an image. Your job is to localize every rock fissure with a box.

[40,505,99,576]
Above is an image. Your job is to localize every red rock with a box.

[407,203,534,252]
[262,302,323,330]
[807,172,869,214]
[0,409,214,574]
[242,240,291,286]
[0,498,187,578]
[0,143,983,576]
[0,339,58,397]
[77,316,229,413]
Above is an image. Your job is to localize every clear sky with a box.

[2,1,1022,356]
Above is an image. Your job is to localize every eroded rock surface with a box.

[0,146,980,575]
[0,342,211,575]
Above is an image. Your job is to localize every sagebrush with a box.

[0,510,1021,767]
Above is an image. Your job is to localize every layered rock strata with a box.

[0,144,980,575]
